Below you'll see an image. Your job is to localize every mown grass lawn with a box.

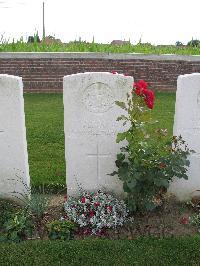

[1,236,200,265]
[24,94,65,187]
[24,92,176,187]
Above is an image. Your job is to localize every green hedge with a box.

[1,236,200,265]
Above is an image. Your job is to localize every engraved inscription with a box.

[87,143,111,181]
[82,82,115,113]
[69,119,120,135]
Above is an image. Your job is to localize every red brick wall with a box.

[0,53,200,92]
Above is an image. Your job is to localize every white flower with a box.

[64,190,129,235]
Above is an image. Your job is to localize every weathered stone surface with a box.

[0,75,30,200]
[169,73,200,200]
[63,72,133,197]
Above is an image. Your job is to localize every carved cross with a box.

[87,144,111,182]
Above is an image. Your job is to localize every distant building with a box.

[43,36,62,44]
[111,40,130,45]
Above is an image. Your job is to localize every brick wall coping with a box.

[1,52,200,61]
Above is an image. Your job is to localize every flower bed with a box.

[64,190,128,235]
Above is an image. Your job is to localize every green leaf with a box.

[185,160,190,167]
[115,101,127,110]
[0,234,7,242]
[126,133,133,142]
[116,115,127,121]
[127,199,137,212]
[127,179,137,190]
[182,174,189,180]
[154,179,169,188]
[132,171,142,180]
[118,164,129,180]
[50,232,58,240]
[117,153,125,161]
[120,146,128,152]
[109,171,118,176]
[116,132,127,143]
[123,182,130,193]
[10,231,19,242]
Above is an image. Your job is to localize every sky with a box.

[0,0,200,45]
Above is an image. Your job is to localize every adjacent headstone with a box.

[0,75,30,200]
[63,72,133,197]
[169,73,200,201]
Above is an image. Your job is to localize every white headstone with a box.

[0,75,30,200]
[63,72,133,197]
[169,73,200,201]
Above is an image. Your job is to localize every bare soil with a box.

[1,194,198,241]
[45,194,198,240]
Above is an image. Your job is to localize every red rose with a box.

[89,210,95,217]
[81,197,86,203]
[135,87,142,96]
[111,71,117,74]
[134,80,148,96]
[134,80,148,90]
[146,100,154,109]
[64,195,68,202]
[107,206,113,211]
[143,89,155,109]
[94,202,100,207]
[143,89,154,100]
[179,216,189,225]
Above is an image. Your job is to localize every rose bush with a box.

[134,80,155,109]
[111,79,192,212]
